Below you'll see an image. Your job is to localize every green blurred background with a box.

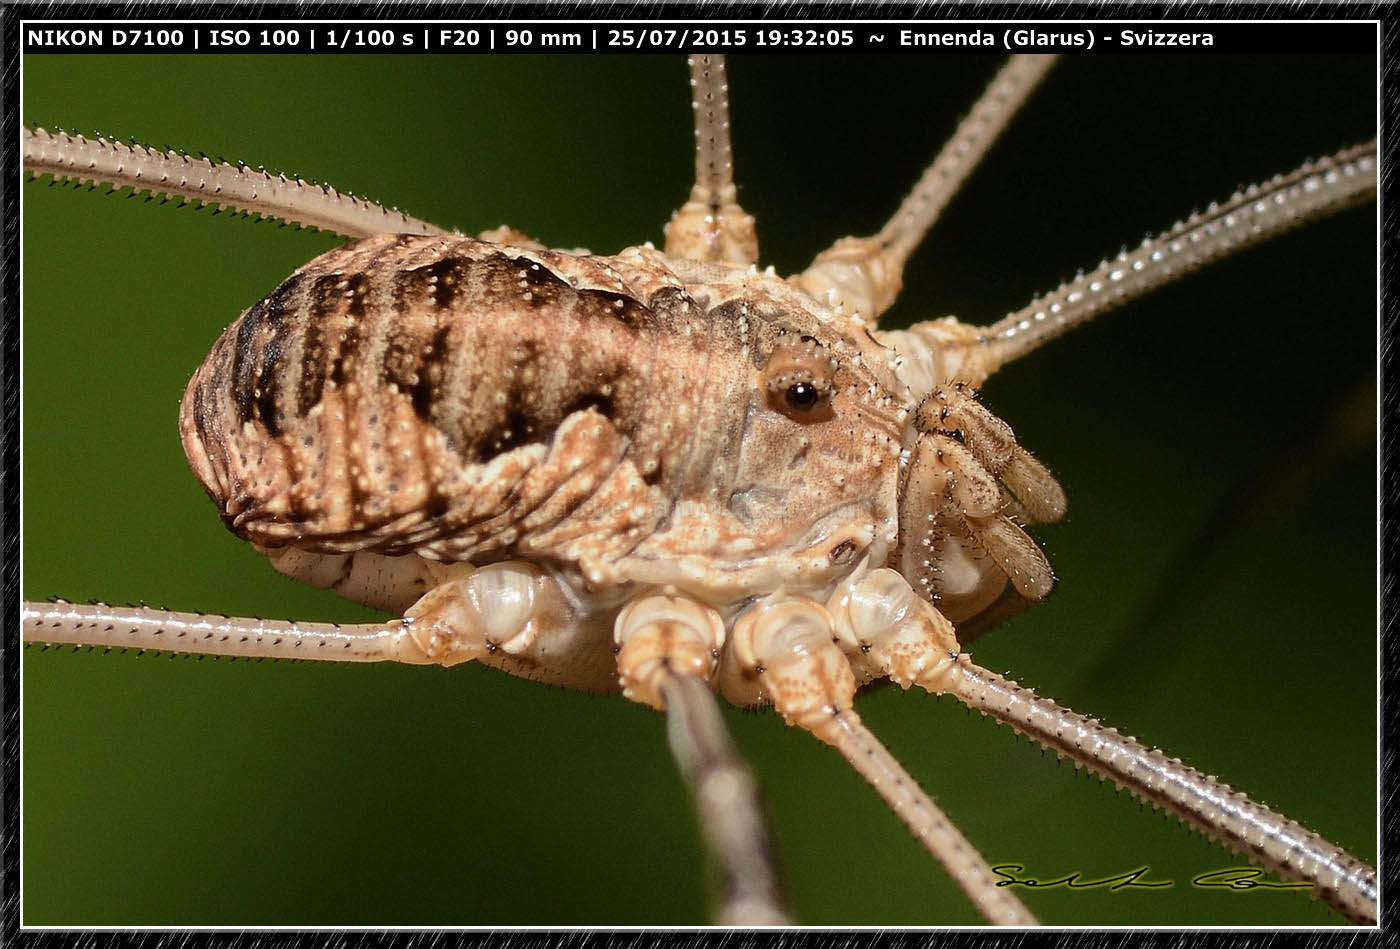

[22,52,1375,925]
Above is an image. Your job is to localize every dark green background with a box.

[22,52,1376,925]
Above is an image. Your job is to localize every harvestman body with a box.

[21,55,1378,925]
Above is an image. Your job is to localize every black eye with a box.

[763,336,835,422]
[785,382,821,412]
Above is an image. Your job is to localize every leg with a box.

[659,675,791,926]
[22,560,585,672]
[970,142,1377,380]
[822,565,1379,926]
[614,593,790,925]
[796,56,1058,324]
[401,561,622,691]
[22,599,431,663]
[882,141,1377,388]
[663,54,759,266]
[720,592,1038,925]
[944,660,1378,926]
[22,126,449,239]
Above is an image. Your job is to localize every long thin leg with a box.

[874,54,1059,271]
[723,595,1038,925]
[797,55,1058,323]
[23,127,449,238]
[824,711,1036,926]
[890,141,1377,388]
[881,141,1377,393]
[972,140,1378,377]
[663,55,759,265]
[946,658,1377,925]
[614,593,791,924]
[24,560,578,671]
[22,600,431,663]
[659,674,792,925]
[823,566,1377,925]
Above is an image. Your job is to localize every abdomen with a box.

[180,234,707,564]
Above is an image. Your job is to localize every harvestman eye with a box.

[785,381,822,411]
[763,337,836,422]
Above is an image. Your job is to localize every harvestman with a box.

[21,54,1378,925]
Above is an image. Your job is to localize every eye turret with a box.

[762,335,836,423]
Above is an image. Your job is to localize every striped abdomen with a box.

[180,234,718,563]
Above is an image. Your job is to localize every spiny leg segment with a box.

[881,139,1377,391]
[22,126,450,239]
[946,661,1378,926]
[955,140,1378,383]
[21,561,582,666]
[22,600,432,663]
[797,55,1059,323]
[871,54,1061,285]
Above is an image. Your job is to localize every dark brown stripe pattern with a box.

[180,234,707,561]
